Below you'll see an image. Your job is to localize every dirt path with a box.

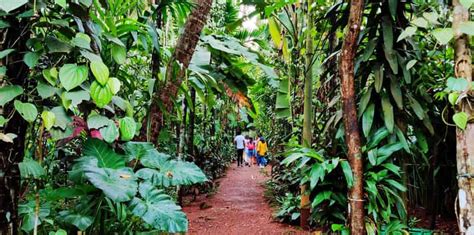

[183,163,306,235]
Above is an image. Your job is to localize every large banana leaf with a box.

[130,182,188,233]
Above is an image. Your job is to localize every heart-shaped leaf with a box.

[90,61,109,85]
[59,64,88,91]
[14,100,38,123]
[90,81,113,108]
[41,111,56,130]
[42,67,58,86]
[0,85,23,106]
[119,117,136,141]
[111,44,126,64]
[453,112,469,130]
[23,52,39,68]
[432,28,453,45]
[107,77,121,94]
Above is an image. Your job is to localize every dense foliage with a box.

[1,0,473,234]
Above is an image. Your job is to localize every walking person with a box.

[256,136,268,168]
[234,131,245,167]
[246,136,256,167]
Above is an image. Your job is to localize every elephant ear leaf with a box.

[82,158,137,202]
[83,138,125,169]
[130,182,188,233]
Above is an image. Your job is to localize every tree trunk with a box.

[138,0,213,144]
[453,0,474,233]
[300,0,313,229]
[338,0,365,233]
[187,87,196,157]
[0,10,30,234]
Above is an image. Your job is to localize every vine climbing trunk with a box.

[338,0,365,233]
[300,0,313,230]
[453,0,474,233]
[138,0,213,143]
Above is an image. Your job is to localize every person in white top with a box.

[234,131,246,167]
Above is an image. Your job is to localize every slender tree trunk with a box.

[139,0,213,144]
[0,10,30,234]
[187,87,196,157]
[453,0,474,233]
[300,0,313,229]
[339,0,365,233]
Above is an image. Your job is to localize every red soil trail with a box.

[183,163,306,235]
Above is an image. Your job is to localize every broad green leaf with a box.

[64,90,90,107]
[37,83,57,99]
[0,85,23,106]
[411,18,428,28]
[368,149,377,166]
[447,77,469,91]
[80,50,102,62]
[111,44,126,64]
[59,64,88,91]
[384,48,398,74]
[23,52,39,68]
[42,67,58,86]
[51,106,71,130]
[453,112,468,130]
[61,92,72,110]
[423,117,435,135]
[358,87,372,117]
[374,65,384,93]
[408,95,425,120]
[55,0,67,8]
[0,116,6,127]
[432,28,454,45]
[123,142,160,162]
[19,158,45,179]
[460,0,474,8]
[397,26,416,42]
[100,120,119,143]
[309,164,324,189]
[377,142,404,164]
[340,161,353,187]
[381,94,394,133]
[90,61,109,85]
[90,81,113,108]
[367,128,390,149]
[18,201,50,232]
[388,0,397,18]
[423,12,439,25]
[390,78,403,109]
[137,160,207,187]
[41,111,56,130]
[14,100,37,123]
[0,0,28,13]
[83,138,125,169]
[87,114,110,129]
[0,20,10,29]
[82,158,137,202]
[382,16,394,50]
[58,211,93,231]
[460,21,474,35]
[268,18,282,47]
[130,182,188,233]
[45,36,72,53]
[385,179,406,192]
[0,49,15,59]
[312,191,332,208]
[72,33,91,50]
[448,92,459,106]
[107,77,121,94]
[119,117,136,141]
[362,104,375,137]
[406,60,417,70]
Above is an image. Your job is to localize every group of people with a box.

[234,131,268,168]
